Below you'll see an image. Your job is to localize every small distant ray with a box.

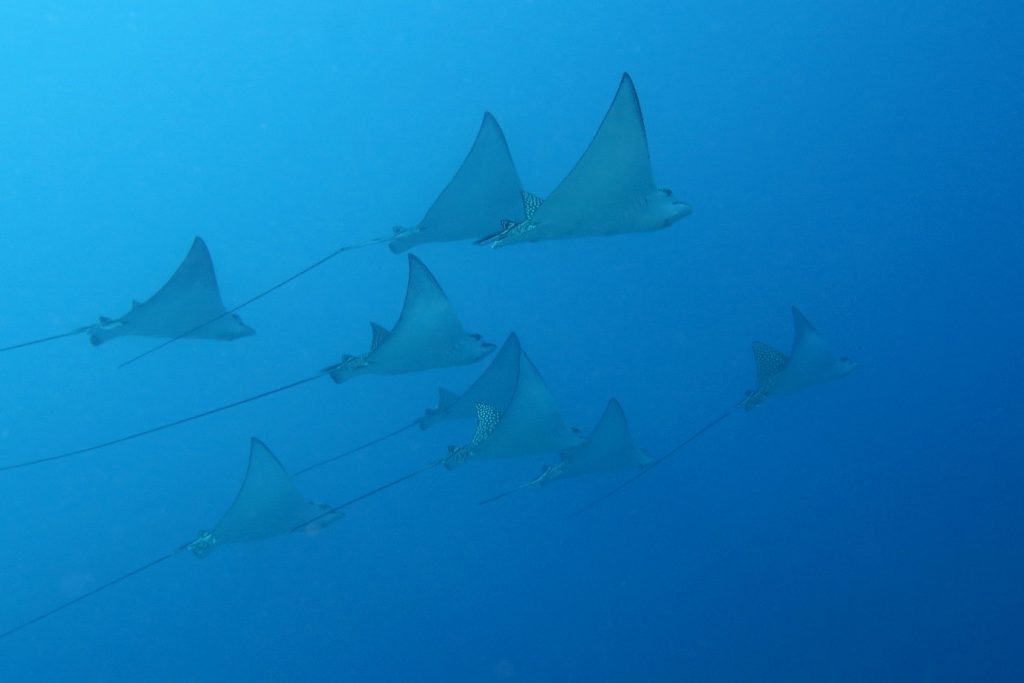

[419,332,523,429]
[90,237,254,346]
[480,398,651,504]
[390,112,526,253]
[0,236,253,354]
[189,438,343,557]
[0,438,341,641]
[444,347,583,469]
[328,254,496,383]
[478,73,692,248]
[743,306,858,410]
[573,308,857,514]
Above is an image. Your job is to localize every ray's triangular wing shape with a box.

[192,438,340,556]
[543,74,654,213]
[390,113,525,252]
[557,398,651,477]
[451,348,582,463]
[387,254,466,346]
[329,256,494,382]
[90,237,254,345]
[142,237,228,319]
[420,333,523,428]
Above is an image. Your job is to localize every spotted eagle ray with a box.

[418,332,523,429]
[742,306,859,410]
[119,114,524,368]
[0,438,343,641]
[443,345,583,469]
[480,398,651,504]
[0,236,253,353]
[573,307,858,514]
[0,256,493,474]
[327,254,495,383]
[477,73,692,248]
[389,112,526,253]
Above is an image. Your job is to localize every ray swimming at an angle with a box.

[478,73,692,248]
[572,307,858,515]
[0,256,492,475]
[0,237,253,354]
[0,438,342,641]
[479,397,651,504]
[328,254,495,383]
[442,343,583,469]
[120,113,525,368]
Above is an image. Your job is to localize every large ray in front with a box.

[419,332,523,429]
[90,236,254,345]
[479,73,692,248]
[743,307,858,410]
[444,347,583,468]
[390,113,525,253]
[328,254,495,383]
[189,438,342,557]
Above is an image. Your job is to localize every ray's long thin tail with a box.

[0,323,96,354]
[0,541,192,642]
[477,477,543,506]
[294,458,444,531]
[570,398,746,517]
[118,234,393,369]
[294,419,420,476]
[0,371,326,474]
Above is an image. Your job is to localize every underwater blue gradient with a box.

[1,1,1021,680]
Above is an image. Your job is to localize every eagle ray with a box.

[0,237,253,354]
[478,73,692,248]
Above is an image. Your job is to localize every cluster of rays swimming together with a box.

[0,73,858,640]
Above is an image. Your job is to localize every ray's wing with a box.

[560,398,647,475]
[533,74,655,224]
[135,237,230,322]
[421,333,523,427]
[390,113,525,252]
[385,255,467,350]
[470,350,581,460]
[210,438,336,546]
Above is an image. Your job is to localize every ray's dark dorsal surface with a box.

[573,307,858,515]
[0,439,338,641]
[0,236,252,354]
[390,112,526,253]
[327,254,496,384]
[478,73,692,248]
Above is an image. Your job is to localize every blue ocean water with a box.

[1,2,1021,680]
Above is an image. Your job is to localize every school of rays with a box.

[0,73,857,640]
